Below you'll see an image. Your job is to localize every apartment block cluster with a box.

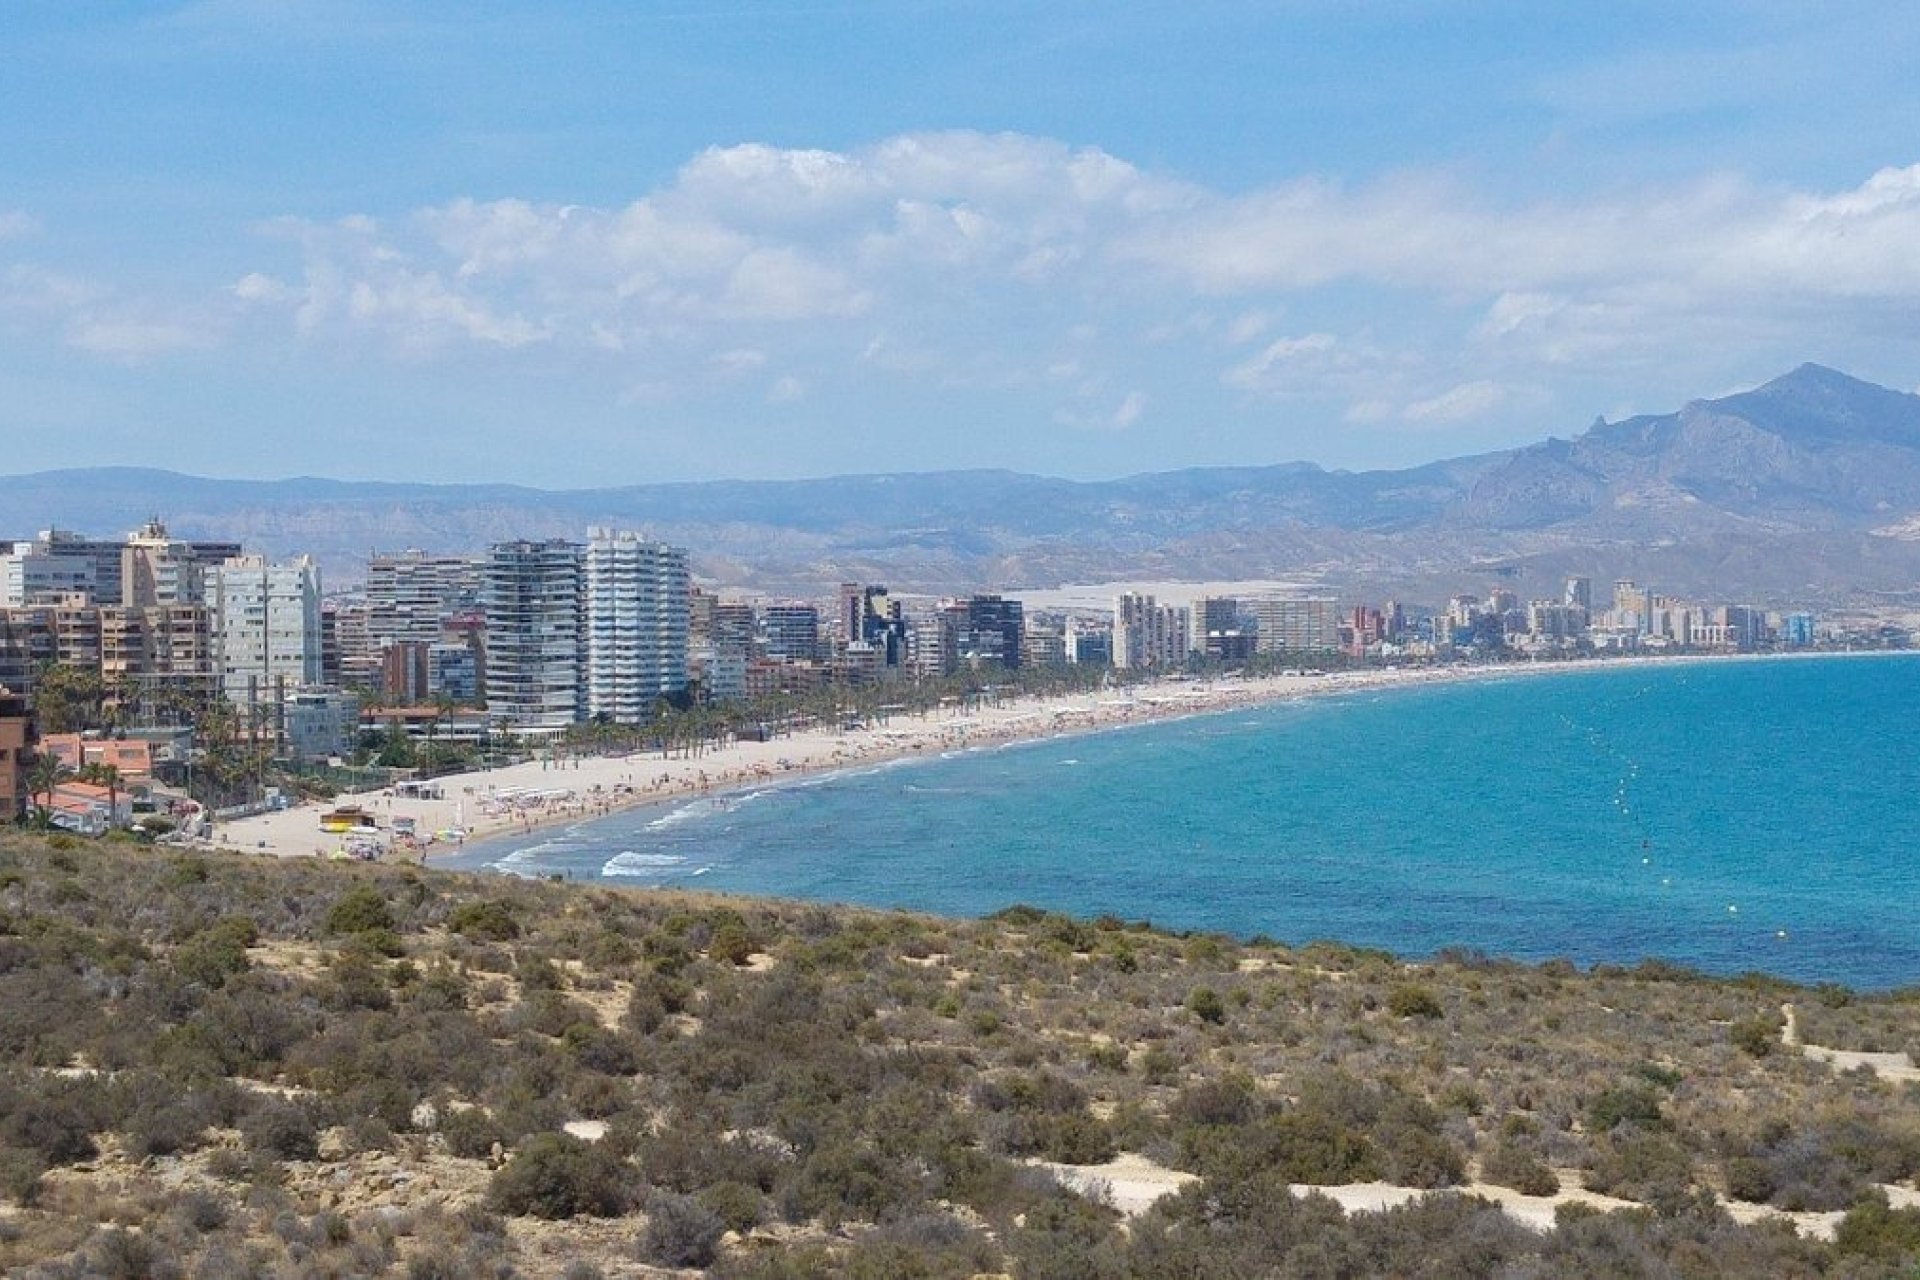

[1092,592,1345,668]
[0,516,1836,799]
[1422,577,1820,658]
[0,522,331,733]
[1033,581,1824,668]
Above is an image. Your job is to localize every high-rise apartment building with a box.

[840,583,908,667]
[763,604,821,662]
[122,520,241,608]
[208,556,323,709]
[366,550,483,647]
[940,595,1024,672]
[0,540,98,605]
[1249,596,1339,654]
[584,529,690,723]
[484,539,584,733]
[1192,595,1253,662]
[1114,593,1189,669]
[101,605,215,715]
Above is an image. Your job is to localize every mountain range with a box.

[6,363,1920,610]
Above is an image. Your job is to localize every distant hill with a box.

[6,363,1920,607]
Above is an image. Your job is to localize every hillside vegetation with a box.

[3,832,1920,1276]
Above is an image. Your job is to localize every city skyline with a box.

[3,4,1920,487]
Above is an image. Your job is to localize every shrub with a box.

[1170,1076,1260,1130]
[1835,1192,1920,1263]
[326,885,395,936]
[488,1133,633,1219]
[321,951,394,1012]
[173,918,257,989]
[1386,984,1443,1019]
[82,1226,177,1280]
[709,917,754,966]
[1723,1155,1774,1204]
[441,1107,505,1160]
[1582,1133,1694,1205]
[698,1180,765,1232]
[123,1094,212,1158]
[1730,1016,1778,1058]
[449,901,521,942]
[1480,1143,1559,1197]
[562,1023,640,1076]
[638,1188,725,1268]
[1187,986,1226,1025]
[1586,1084,1665,1134]
[241,1099,320,1161]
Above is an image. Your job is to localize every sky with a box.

[3,1,1920,488]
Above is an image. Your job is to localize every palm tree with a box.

[78,762,123,830]
[25,752,71,828]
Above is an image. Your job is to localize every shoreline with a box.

[211,648,1906,865]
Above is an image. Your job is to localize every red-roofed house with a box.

[47,780,132,836]
[38,733,153,785]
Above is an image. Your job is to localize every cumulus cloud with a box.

[215,133,1920,434]
[1223,333,1348,393]
[1402,380,1508,424]
[0,265,216,360]
[1055,388,1149,431]
[708,347,767,374]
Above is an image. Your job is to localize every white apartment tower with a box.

[209,555,323,708]
[584,529,690,724]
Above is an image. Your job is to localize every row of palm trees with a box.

[21,752,125,831]
[555,659,1170,761]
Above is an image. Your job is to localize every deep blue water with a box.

[446,654,1920,989]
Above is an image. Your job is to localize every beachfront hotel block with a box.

[584,528,691,724]
[1248,595,1340,654]
[484,539,586,734]
[1114,593,1189,669]
[208,555,324,709]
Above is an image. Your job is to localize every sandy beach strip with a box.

[209,651,1891,863]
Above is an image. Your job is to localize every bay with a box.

[446,653,1920,989]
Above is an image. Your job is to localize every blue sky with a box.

[3,1,1919,486]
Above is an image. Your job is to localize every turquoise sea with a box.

[446,654,1920,990]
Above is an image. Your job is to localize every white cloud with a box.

[1054,388,1148,432]
[0,211,38,241]
[767,375,807,404]
[709,347,767,374]
[0,265,216,361]
[1223,333,1345,393]
[1224,310,1271,345]
[67,316,210,358]
[1402,380,1507,424]
[231,271,291,302]
[220,133,1920,425]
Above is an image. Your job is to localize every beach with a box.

[214,664,1488,861]
[212,651,1883,865]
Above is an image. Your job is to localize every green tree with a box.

[77,762,123,830]
[25,751,71,826]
